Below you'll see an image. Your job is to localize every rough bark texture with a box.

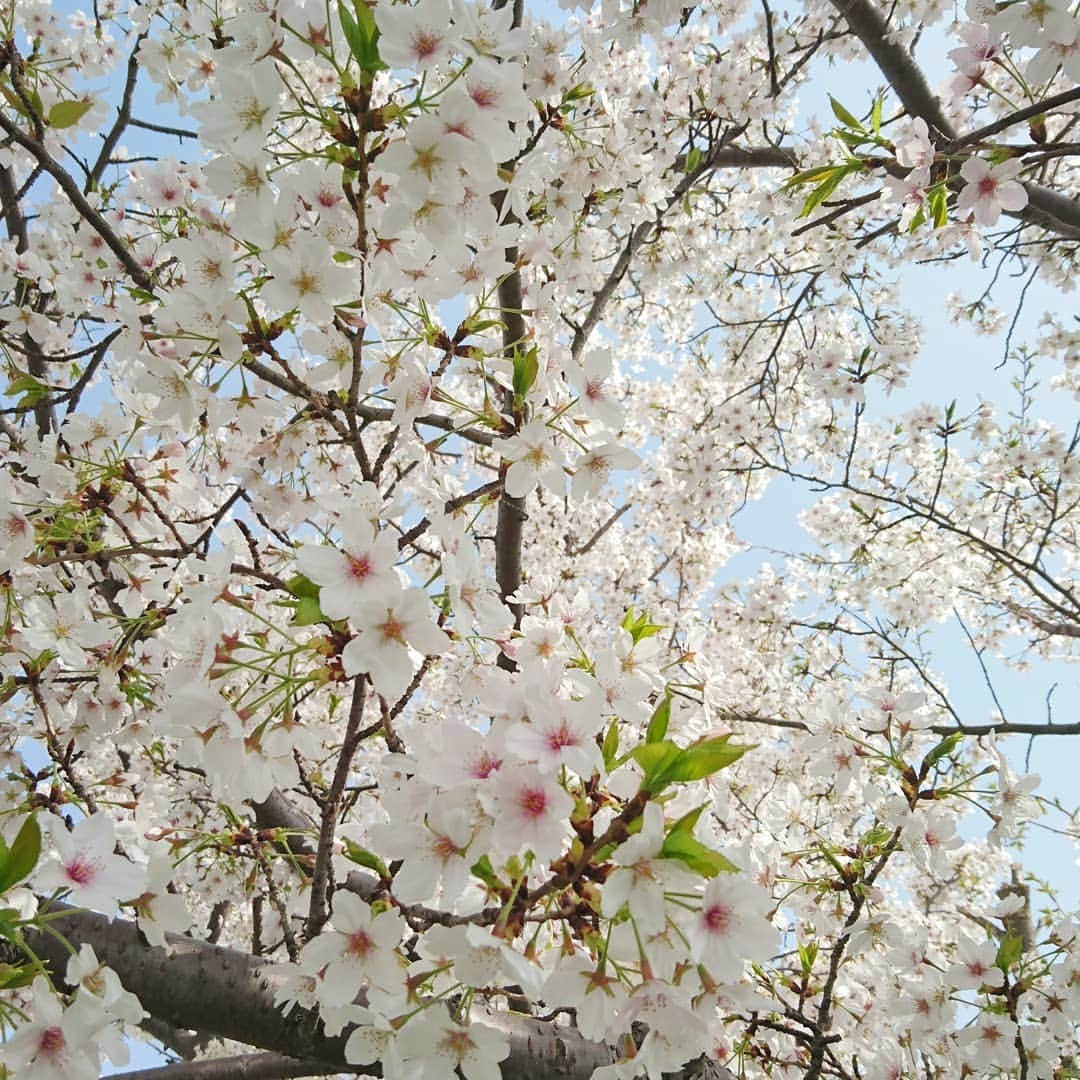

[25,905,629,1078]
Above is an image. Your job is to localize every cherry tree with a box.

[0,0,1077,1077]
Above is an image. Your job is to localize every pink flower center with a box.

[410,29,441,60]
[65,856,97,887]
[441,1028,476,1059]
[703,902,732,933]
[38,1026,65,1058]
[519,787,549,818]
[470,751,501,779]
[469,85,498,109]
[978,176,998,197]
[346,553,373,581]
[545,722,577,752]
[345,929,374,959]
[432,834,460,859]
[379,614,406,642]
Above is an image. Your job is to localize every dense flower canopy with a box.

[0,0,1077,1078]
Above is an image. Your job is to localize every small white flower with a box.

[957,157,1028,227]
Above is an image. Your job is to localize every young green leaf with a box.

[830,96,865,132]
[48,100,94,129]
[602,720,620,770]
[512,345,539,403]
[0,816,41,894]
[645,694,671,744]
[342,838,389,879]
[660,829,738,877]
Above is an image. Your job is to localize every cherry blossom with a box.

[342,588,451,698]
[957,157,1029,227]
[35,816,146,916]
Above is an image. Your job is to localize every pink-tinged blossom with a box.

[900,806,963,876]
[505,696,604,775]
[372,796,476,905]
[948,22,1002,75]
[375,0,461,72]
[955,1013,1019,1071]
[543,950,629,1041]
[882,167,931,232]
[956,157,1028,227]
[492,420,566,499]
[131,855,192,948]
[66,945,145,1025]
[565,347,625,431]
[0,481,34,573]
[261,234,356,326]
[991,0,1074,47]
[342,588,450,700]
[300,893,404,1007]
[36,815,146,916]
[571,443,640,500]
[343,1007,405,1073]
[945,935,1005,990]
[601,803,671,936]
[894,117,934,171]
[1027,24,1080,84]
[482,763,573,866]
[396,1013,509,1080]
[296,524,400,621]
[685,875,778,974]
[0,977,104,1080]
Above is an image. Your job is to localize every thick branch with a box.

[25,905,622,1078]
[109,1053,353,1080]
[828,0,1080,238]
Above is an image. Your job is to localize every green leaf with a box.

[661,736,754,784]
[470,854,501,890]
[995,929,1025,971]
[512,345,539,403]
[667,803,706,838]
[4,373,48,407]
[601,720,620,771]
[685,145,703,174]
[0,82,44,121]
[0,816,40,894]
[798,940,819,976]
[338,0,386,77]
[928,185,948,229]
[633,737,753,793]
[830,96,865,132]
[783,165,844,189]
[922,731,964,773]
[338,1,365,58]
[905,205,926,233]
[870,95,883,135]
[48,99,93,129]
[291,595,326,626]
[645,694,671,744]
[620,607,663,643]
[0,962,34,990]
[632,740,683,793]
[342,838,389,879]
[660,829,738,877]
[286,574,321,600]
[799,166,852,219]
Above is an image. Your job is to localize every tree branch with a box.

[0,113,157,292]
[25,905,624,1078]
[109,1052,352,1080]
[828,0,1080,239]
[306,677,368,938]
